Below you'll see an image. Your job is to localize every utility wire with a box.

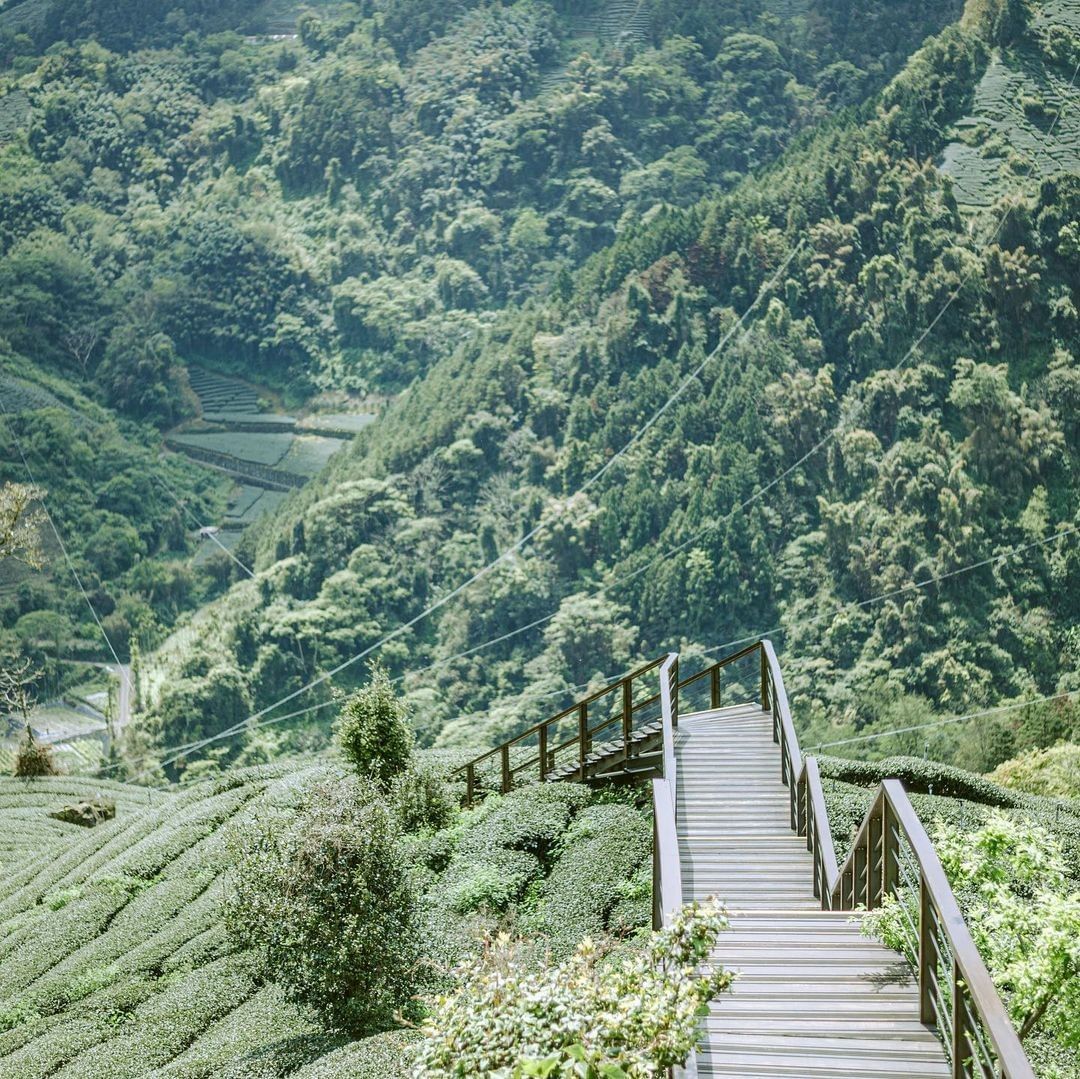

[805,690,1080,753]
[154,244,804,764]
[144,514,1075,772]
[697,523,1080,660]
[152,470,256,579]
[0,395,132,697]
[135,56,1080,775]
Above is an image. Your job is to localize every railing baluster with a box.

[867,805,882,908]
[953,969,969,1079]
[500,744,511,794]
[578,701,589,779]
[538,723,548,782]
[920,879,938,1028]
[622,677,633,759]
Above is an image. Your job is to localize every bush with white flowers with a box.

[413,900,733,1078]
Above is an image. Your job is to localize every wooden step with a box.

[668,701,949,1075]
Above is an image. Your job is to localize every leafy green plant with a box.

[991,744,1080,799]
[337,663,414,787]
[863,814,1080,1046]
[413,900,733,1078]
[224,772,421,1036]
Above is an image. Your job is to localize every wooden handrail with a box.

[821,781,1035,1079]
[680,638,1034,1079]
[450,635,1034,1079]
[453,654,670,803]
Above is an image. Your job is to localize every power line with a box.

[697,522,1080,660]
[0,395,132,699]
[146,516,1075,773]
[805,690,1080,753]
[134,54,1080,775]
[155,244,805,762]
[152,470,256,579]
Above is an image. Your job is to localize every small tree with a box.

[338,662,413,786]
[225,774,421,1036]
[414,901,733,1077]
[4,659,54,778]
[14,724,57,778]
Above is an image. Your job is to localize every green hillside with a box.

[0,764,654,1078]
[942,0,1080,209]
[115,0,1079,785]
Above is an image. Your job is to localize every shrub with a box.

[520,802,652,956]
[391,761,457,834]
[863,815,1080,1046]
[224,773,421,1036]
[432,783,590,916]
[816,754,1023,806]
[414,901,733,1078]
[13,726,57,778]
[991,744,1080,800]
[337,663,414,786]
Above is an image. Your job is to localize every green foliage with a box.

[414,900,733,1078]
[991,744,1080,799]
[224,772,421,1036]
[863,814,1080,1045]
[520,802,653,957]
[390,759,457,834]
[337,662,414,787]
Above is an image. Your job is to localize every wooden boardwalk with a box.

[677,705,949,1077]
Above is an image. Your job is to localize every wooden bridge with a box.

[454,641,1035,1079]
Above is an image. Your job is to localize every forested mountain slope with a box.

[123,0,1080,779]
[0,0,974,759]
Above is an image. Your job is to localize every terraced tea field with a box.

[0,0,48,34]
[0,769,316,1078]
[0,767,417,1078]
[0,374,70,416]
[0,89,31,143]
[222,485,288,529]
[941,0,1080,210]
[0,704,109,778]
[537,0,652,94]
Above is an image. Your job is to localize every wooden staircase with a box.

[453,641,1036,1079]
[677,705,949,1077]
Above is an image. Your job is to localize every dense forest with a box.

[25,0,1062,782]
[1,0,1079,1076]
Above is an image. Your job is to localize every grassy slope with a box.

[941,0,1080,208]
[0,768,653,1078]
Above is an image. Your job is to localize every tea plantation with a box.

[0,767,654,1078]
[941,0,1080,208]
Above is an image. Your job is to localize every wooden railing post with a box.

[671,656,679,728]
[622,677,633,759]
[919,879,937,1027]
[466,762,475,807]
[501,744,511,794]
[760,644,770,712]
[538,723,548,782]
[578,701,589,779]
[652,808,661,930]
[710,665,720,709]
